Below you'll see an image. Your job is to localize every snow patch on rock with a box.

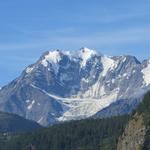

[30,84,119,122]
[38,117,43,123]
[41,50,62,74]
[79,47,97,67]
[142,60,150,86]
[58,89,119,121]
[26,66,34,73]
[101,56,115,76]
[27,100,35,110]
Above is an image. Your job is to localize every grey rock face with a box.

[0,47,150,126]
[117,114,146,150]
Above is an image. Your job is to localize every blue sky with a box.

[0,0,150,86]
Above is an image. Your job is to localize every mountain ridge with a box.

[0,47,150,125]
[0,111,41,133]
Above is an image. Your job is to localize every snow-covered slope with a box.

[0,47,150,126]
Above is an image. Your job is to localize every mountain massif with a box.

[0,47,150,126]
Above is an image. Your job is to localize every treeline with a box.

[0,116,129,150]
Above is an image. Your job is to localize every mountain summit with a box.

[0,48,150,126]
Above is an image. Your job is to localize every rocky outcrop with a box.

[117,114,146,150]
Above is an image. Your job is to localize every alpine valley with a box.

[0,47,150,126]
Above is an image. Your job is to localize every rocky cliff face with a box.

[117,91,150,150]
[0,47,150,126]
[117,114,146,150]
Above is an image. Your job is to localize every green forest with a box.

[0,116,129,150]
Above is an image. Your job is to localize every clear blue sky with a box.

[0,0,150,86]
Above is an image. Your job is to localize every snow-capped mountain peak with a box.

[41,50,62,67]
[142,60,150,86]
[79,47,98,67]
[0,48,150,126]
[40,50,62,74]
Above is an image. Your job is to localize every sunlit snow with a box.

[142,60,150,86]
